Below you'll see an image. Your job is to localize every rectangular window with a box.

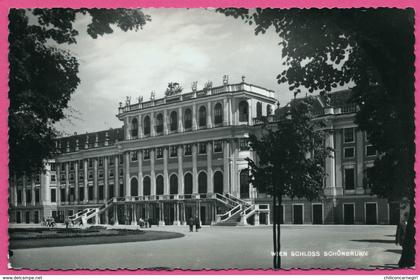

[60,188,66,202]
[79,187,84,201]
[99,158,103,167]
[156,148,163,159]
[50,189,56,202]
[17,190,22,204]
[170,146,177,157]
[344,167,355,190]
[109,169,114,178]
[119,184,124,197]
[61,163,66,171]
[344,147,355,158]
[365,167,374,189]
[131,151,138,162]
[119,169,123,177]
[99,185,104,200]
[88,171,93,180]
[143,149,150,160]
[69,173,75,182]
[184,144,192,156]
[69,188,75,202]
[109,185,115,198]
[344,128,355,143]
[88,186,94,201]
[70,162,74,171]
[109,157,114,166]
[60,174,66,182]
[199,143,207,154]
[35,175,40,184]
[366,145,377,157]
[50,163,56,171]
[35,189,40,203]
[214,141,223,153]
[239,139,250,151]
[79,173,84,180]
[51,175,56,182]
[119,155,123,164]
[98,170,104,179]
[88,159,93,168]
[79,160,84,169]
[26,189,32,203]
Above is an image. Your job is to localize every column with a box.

[22,177,27,207]
[151,112,156,137]
[223,141,230,194]
[163,109,168,135]
[125,116,130,140]
[113,204,119,225]
[192,144,198,194]
[254,211,260,226]
[93,159,98,202]
[31,178,36,206]
[150,149,156,195]
[192,104,197,130]
[207,101,213,129]
[138,114,144,139]
[178,107,183,133]
[207,142,213,194]
[138,150,143,196]
[84,160,88,203]
[114,155,119,198]
[104,157,108,201]
[173,203,180,225]
[75,161,79,203]
[177,146,184,194]
[223,98,229,126]
[159,202,165,225]
[247,100,252,124]
[325,129,336,196]
[131,204,137,225]
[65,162,69,203]
[163,147,169,195]
[125,152,130,199]
[356,130,364,194]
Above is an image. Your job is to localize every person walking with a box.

[187,216,194,232]
[194,215,201,232]
[396,212,409,246]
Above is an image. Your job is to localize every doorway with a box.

[365,203,377,225]
[312,204,323,224]
[343,204,355,224]
[293,205,303,224]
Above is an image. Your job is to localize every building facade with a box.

[8,80,397,226]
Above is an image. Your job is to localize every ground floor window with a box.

[343,203,355,224]
[293,205,303,224]
[365,202,377,225]
[312,204,323,224]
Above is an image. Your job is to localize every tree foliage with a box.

[9,8,150,176]
[218,7,415,267]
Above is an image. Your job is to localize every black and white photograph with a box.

[8,8,415,270]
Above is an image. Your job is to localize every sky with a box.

[56,9,294,135]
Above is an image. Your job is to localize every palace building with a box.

[8,78,397,226]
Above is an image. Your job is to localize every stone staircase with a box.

[68,198,114,225]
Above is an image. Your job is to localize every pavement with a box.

[9,224,401,270]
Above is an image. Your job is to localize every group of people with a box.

[41,217,56,227]
[187,216,201,232]
[137,217,154,228]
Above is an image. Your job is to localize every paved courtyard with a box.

[10,224,401,270]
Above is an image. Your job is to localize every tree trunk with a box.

[277,194,282,268]
[272,194,278,269]
[398,198,415,267]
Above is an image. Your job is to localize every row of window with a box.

[343,145,377,159]
[343,166,374,190]
[16,189,40,204]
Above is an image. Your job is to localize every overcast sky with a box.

[56,8,294,135]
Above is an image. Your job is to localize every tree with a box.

[9,8,150,177]
[218,8,415,267]
[247,98,330,268]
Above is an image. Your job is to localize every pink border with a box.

[0,0,418,275]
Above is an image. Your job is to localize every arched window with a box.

[184,173,193,194]
[170,111,178,132]
[214,103,223,125]
[170,174,178,194]
[213,171,223,195]
[184,109,192,130]
[156,113,163,134]
[240,169,249,199]
[267,104,272,116]
[131,118,138,138]
[198,172,207,194]
[199,106,206,127]
[143,116,150,136]
[239,101,249,122]
[143,176,151,196]
[256,102,262,119]
[130,177,138,196]
[156,175,164,195]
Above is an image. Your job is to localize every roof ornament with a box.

[137,95,143,103]
[125,96,131,107]
[150,90,155,101]
[165,82,183,96]
[241,75,246,83]
[191,81,198,93]
[223,75,229,85]
[119,101,123,108]
[203,81,213,93]
[325,95,331,107]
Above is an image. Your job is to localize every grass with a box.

[9,227,184,249]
